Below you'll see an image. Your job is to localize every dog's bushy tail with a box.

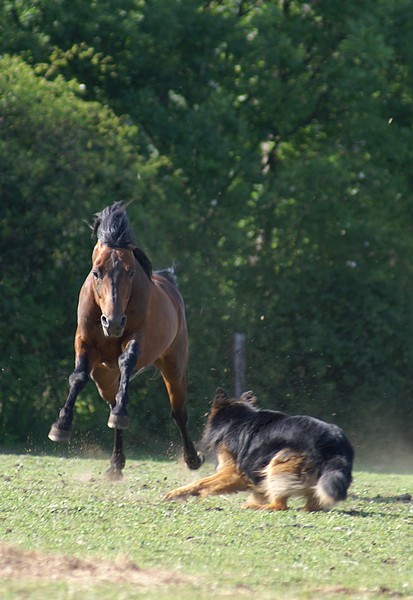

[315,456,353,508]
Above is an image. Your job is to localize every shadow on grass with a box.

[334,492,413,519]
[350,493,412,504]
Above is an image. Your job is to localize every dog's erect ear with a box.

[240,390,257,406]
[210,388,231,416]
[213,387,230,406]
[212,388,231,408]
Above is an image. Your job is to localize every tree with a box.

[1,1,413,460]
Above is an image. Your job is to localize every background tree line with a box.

[1,0,413,466]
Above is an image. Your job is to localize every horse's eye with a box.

[92,270,100,279]
[128,270,135,279]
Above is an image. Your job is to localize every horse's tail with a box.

[314,455,353,508]
[155,264,179,287]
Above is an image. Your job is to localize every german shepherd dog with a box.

[165,388,354,511]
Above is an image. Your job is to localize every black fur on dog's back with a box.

[202,388,353,504]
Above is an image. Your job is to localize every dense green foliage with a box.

[1,1,413,458]
[1,455,413,598]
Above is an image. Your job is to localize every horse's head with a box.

[91,241,135,338]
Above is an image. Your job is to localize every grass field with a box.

[0,451,412,599]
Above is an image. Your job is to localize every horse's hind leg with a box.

[106,429,125,481]
[170,390,203,470]
[48,354,89,443]
[158,357,203,470]
[91,364,126,479]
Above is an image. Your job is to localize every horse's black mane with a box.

[92,202,152,279]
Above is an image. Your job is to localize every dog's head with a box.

[209,387,258,416]
[201,388,259,453]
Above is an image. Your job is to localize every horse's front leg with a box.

[107,339,139,430]
[48,353,89,443]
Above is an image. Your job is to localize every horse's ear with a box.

[92,240,103,262]
[240,390,257,406]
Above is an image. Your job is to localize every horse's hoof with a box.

[48,425,71,443]
[107,413,129,430]
[105,467,123,481]
[186,451,204,470]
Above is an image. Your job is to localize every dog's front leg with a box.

[164,467,248,501]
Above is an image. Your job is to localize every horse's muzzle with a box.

[101,314,127,338]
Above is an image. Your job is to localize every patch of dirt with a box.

[312,586,405,598]
[312,587,356,596]
[0,544,193,588]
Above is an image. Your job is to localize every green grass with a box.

[0,452,412,599]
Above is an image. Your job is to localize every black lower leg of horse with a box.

[106,429,125,480]
[107,340,139,430]
[172,405,203,470]
[48,355,89,443]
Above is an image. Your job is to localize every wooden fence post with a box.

[232,332,246,398]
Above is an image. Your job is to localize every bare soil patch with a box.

[0,544,193,588]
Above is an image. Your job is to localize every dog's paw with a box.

[164,490,188,502]
[241,501,263,510]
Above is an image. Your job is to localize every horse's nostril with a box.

[101,314,126,335]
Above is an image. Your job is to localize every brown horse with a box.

[49,202,202,478]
